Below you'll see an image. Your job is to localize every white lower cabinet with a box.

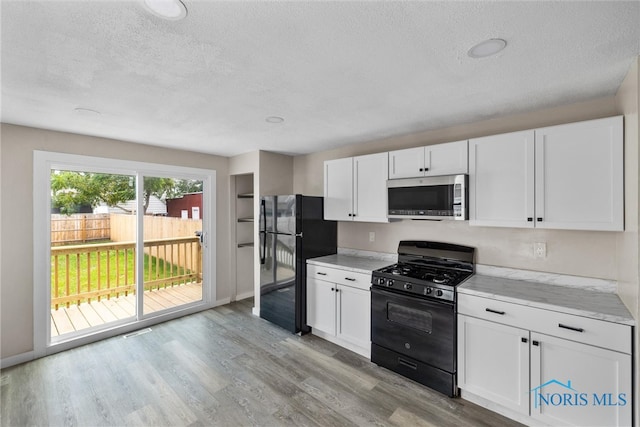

[458,293,632,427]
[458,315,530,415]
[307,277,337,336]
[306,263,371,357]
[530,332,631,427]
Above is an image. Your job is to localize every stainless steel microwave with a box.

[387,174,467,220]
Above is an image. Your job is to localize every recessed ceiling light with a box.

[73,107,101,117]
[144,0,187,21]
[265,116,284,124]
[468,38,507,58]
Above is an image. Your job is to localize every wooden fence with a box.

[51,214,110,245]
[109,214,202,242]
[50,236,201,309]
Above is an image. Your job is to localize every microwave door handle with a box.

[454,175,467,220]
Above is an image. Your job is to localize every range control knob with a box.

[404,283,412,290]
[387,279,394,287]
[436,289,444,297]
[378,277,386,285]
[425,287,432,294]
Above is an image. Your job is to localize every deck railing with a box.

[51,236,201,309]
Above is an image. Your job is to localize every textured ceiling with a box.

[2,1,639,157]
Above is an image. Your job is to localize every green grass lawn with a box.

[51,248,191,303]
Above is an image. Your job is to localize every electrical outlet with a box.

[369,232,375,242]
[534,242,547,258]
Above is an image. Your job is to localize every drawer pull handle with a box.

[344,277,356,281]
[521,337,528,343]
[532,340,540,346]
[558,323,584,333]
[398,357,417,370]
[485,308,505,315]
[330,288,335,291]
[316,272,327,276]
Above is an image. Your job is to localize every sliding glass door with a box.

[49,170,137,338]
[34,152,215,351]
[139,175,204,315]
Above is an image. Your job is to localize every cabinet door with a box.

[306,277,336,336]
[534,116,623,231]
[336,285,370,350]
[458,315,530,415]
[388,146,425,179]
[353,152,389,223]
[324,158,353,221]
[425,140,468,176]
[530,332,631,427]
[469,130,535,228]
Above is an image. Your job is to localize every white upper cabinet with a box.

[324,152,389,223]
[324,157,353,221]
[470,116,623,231]
[534,116,623,231]
[388,146,424,179]
[469,130,535,228]
[388,140,468,179]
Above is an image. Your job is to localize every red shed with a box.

[166,193,203,219]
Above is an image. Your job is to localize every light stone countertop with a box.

[307,254,394,274]
[459,275,634,326]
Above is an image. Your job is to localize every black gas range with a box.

[370,240,475,397]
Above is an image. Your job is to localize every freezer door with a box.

[260,232,297,333]
[275,195,297,235]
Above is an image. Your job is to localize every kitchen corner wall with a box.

[614,56,640,423]
[229,150,294,315]
[293,95,622,280]
[0,124,231,360]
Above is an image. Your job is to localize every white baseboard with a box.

[460,390,536,426]
[310,329,370,359]
[1,350,35,369]
[214,297,231,306]
[234,291,254,301]
[252,306,260,317]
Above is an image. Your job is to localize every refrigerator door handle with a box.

[260,199,267,265]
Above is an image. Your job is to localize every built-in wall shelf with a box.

[233,173,255,300]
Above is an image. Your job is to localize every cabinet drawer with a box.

[459,293,531,327]
[307,264,372,291]
[534,309,631,354]
[458,293,631,354]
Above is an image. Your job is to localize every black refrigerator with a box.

[259,195,337,334]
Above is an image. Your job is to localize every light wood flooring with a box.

[2,298,523,427]
[51,283,202,336]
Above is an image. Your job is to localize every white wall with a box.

[614,56,640,426]
[0,124,231,360]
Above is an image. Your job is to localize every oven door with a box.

[371,286,455,372]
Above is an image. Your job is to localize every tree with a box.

[142,177,174,215]
[51,171,103,215]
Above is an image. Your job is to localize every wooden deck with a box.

[50,283,202,337]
